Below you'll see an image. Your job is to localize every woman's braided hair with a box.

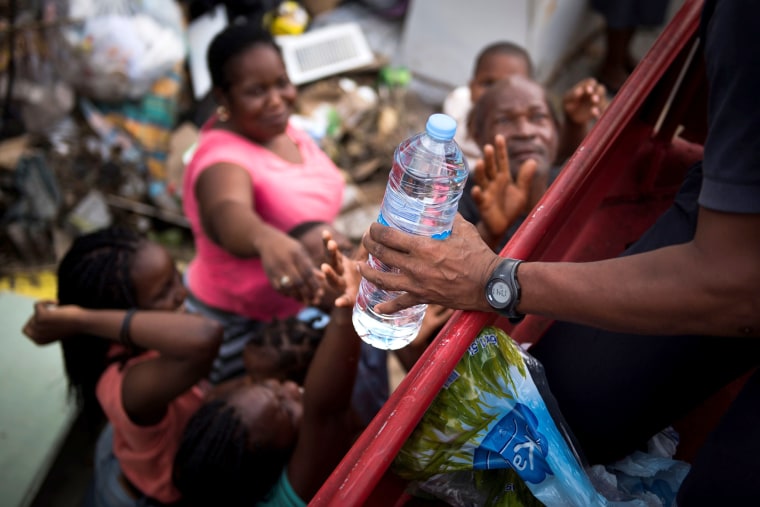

[56,226,143,427]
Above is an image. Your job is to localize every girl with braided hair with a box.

[172,229,366,507]
[22,226,223,507]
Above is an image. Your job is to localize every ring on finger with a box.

[279,275,291,287]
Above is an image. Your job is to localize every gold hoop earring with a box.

[216,105,229,122]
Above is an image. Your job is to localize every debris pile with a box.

[0,0,436,275]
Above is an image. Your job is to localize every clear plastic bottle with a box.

[353,113,469,350]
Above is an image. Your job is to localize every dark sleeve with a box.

[699,0,760,213]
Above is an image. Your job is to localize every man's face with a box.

[476,77,559,177]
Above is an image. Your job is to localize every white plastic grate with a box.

[276,23,376,85]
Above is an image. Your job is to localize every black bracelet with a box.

[120,309,137,349]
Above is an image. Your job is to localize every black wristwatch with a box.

[484,258,524,322]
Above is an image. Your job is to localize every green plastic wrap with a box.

[393,326,609,507]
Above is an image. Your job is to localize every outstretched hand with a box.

[260,231,326,306]
[472,134,537,248]
[562,77,608,127]
[359,214,502,314]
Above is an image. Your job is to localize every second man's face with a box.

[479,77,559,177]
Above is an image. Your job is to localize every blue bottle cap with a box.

[425,113,457,141]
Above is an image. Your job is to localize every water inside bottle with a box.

[352,119,468,349]
[352,254,427,350]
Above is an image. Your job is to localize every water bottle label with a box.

[378,211,451,240]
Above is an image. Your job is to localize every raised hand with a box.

[321,229,362,308]
[471,134,537,248]
[562,77,608,127]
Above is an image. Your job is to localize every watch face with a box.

[489,279,513,306]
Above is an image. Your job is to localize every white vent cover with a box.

[276,23,376,86]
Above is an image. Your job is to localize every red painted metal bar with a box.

[311,1,705,504]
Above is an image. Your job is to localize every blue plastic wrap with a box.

[393,325,658,506]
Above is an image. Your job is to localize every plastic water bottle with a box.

[353,113,469,350]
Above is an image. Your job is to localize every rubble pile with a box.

[0,0,437,276]
[0,72,435,275]
[0,128,183,272]
[297,70,430,183]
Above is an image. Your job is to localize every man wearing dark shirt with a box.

[360,0,760,502]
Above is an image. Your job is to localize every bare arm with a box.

[519,208,760,337]
[24,304,223,425]
[195,162,323,303]
[360,208,760,338]
[287,233,364,501]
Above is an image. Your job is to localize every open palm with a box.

[471,135,537,245]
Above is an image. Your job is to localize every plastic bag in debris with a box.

[393,325,648,507]
[0,14,76,136]
[4,152,62,223]
[587,450,691,507]
[46,0,186,101]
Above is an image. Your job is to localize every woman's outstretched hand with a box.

[260,231,325,305]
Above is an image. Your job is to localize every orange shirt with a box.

[96,352,205,503]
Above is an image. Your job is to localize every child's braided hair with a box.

[57,226,143,428]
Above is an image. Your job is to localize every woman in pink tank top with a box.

[182,24,345,384]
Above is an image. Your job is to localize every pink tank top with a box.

[182,123,344,320]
